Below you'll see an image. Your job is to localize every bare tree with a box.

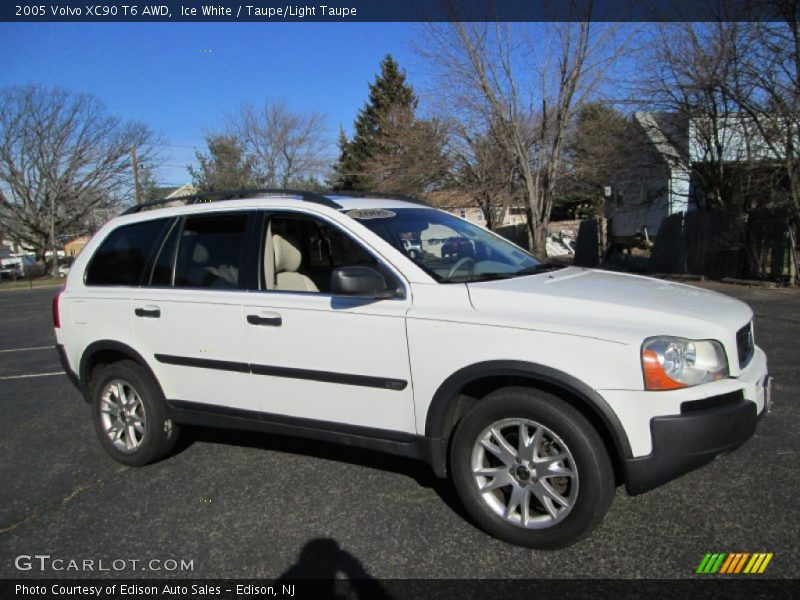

[448,118,518,229]
[726,3,800,220]
[636,20,762,211]
[419,4,624,256]
[0,85,160,273]
[228,100,330,187]
[633,4,799,278]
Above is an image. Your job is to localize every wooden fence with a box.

[497,209,796,283]
[647,208,796,282]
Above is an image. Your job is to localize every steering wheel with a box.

[446,256,475,280]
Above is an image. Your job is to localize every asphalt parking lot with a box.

[0,282,797,580]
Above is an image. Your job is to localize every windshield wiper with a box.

[512,263,565,277]
[446,264,564,284]
[465,272,517,282]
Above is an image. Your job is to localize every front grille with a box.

[736,322,754,369]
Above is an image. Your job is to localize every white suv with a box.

[53,190,770,548]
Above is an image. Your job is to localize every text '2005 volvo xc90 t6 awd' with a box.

[53,189,770,548]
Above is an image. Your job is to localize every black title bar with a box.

[2,578,798,600]
[2,0,796,23]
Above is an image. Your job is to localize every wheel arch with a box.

[424,360,633,480]
[79,340,164,403]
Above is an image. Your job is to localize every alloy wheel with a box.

[470,418,579,529]
[99,379,147,453]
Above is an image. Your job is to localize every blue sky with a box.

[0,22,643,189]
[0,22,423,186]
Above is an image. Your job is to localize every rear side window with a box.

[85,219,169,286]
[173,214,249,289]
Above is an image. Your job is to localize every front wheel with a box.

[450,387,614,549]
[91,360,179,466]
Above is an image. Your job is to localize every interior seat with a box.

[270,234,319,293]
[186,242,239,288]
[180,242,209,287]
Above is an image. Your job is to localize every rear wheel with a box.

[450,386,614,548]
[91,360,179,466]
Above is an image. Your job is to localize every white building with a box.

[607,112,692,238]
[607,112,793,238]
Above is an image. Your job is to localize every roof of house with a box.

[166,183,199,199]
[64,235,90,246]
[634,112,690,167]
[424,190,477,209]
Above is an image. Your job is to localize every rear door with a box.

[71,218,174,375]
[131,211,259,413]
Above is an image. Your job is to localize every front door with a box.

[243,211,415,433]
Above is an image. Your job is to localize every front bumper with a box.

[623,393,760,494]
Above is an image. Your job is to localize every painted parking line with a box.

[0,345,54,354]
[0,371,64,381]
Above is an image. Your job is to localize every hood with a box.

[466,267,752,348]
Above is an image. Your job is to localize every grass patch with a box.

[0,276,64,291]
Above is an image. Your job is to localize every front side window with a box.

[173,213,249,289]
[349,207,545,283]
[261,213,394,294]
[85,219,169,286]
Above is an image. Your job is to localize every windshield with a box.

[346,207,543,283]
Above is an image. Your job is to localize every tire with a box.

[90,360,179,466]
[450,386,614,549]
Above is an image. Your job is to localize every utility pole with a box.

[131,145,143,205]
[49,193,58,277]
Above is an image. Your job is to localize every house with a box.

[607,112,692,239]
[425,190,526,228]
[64,235,90,258]
[1,236,31,256]
[608,112,792,238]
[165,183,198,200]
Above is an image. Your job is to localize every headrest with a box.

[192,243,209,264]
[273,234,302,273]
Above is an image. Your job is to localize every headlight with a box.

[641,337,728,390]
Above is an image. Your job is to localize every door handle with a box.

[135,306,161,318]
[247,314,282,327]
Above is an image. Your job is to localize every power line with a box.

[142,143,199,150]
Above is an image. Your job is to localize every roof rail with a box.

[323,190,430,206]
[121,188,342,215]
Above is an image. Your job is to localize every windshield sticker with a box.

[346,208,396,220]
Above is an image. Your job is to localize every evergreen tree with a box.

[189,134,259,192]
[330,54,418,190]
[329,125,356,190]
[138,164,165,203]
[562,103,629,216]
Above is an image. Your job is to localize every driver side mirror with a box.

[331,266,397,299]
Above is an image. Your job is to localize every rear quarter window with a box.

[85,219,170,286]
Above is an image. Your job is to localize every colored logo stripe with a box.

[697,553,726,574]
[744,553,773,574]
[719,553,748,573]
[698,552,773,574]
